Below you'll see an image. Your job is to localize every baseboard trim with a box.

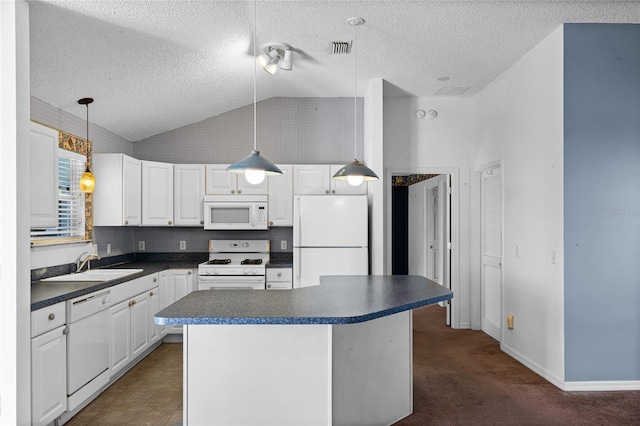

[500,343,564,389]
[563,381,640,391]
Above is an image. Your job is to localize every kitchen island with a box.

[155,275,453,426]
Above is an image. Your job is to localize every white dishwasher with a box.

[66,289,111,411]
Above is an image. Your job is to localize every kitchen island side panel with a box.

[332,310,413,425]
[184,324,332,426]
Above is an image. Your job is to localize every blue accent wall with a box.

[564,24,640,381]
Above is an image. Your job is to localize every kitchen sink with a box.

[42,268,144,282]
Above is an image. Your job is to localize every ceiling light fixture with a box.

[227,2,282,185]
[332,17,378,187]
[78,97,96,193]
[257,42,293,75]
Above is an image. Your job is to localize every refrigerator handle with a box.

[295,250,301,287]
[296,196,301,245]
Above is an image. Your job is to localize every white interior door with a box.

[408,185,426,277]
[481,167,503,341]
[408,175,451,325]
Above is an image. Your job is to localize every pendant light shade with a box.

[78,97,96,193]
[332,17,378,187]
[332,159,378,186]
[227,150,283,184]
[227,1,282,184]
[80,163,96,193]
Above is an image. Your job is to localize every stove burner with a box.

[241,258,263,265]
[208,259,232,265]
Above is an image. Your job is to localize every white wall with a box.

[382,94,475,329]
[474,26,565,386]
[0,0,31,423]
[365,79,385,275]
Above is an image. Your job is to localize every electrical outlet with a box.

[107,243,111,254]
[138,241,145,251]
[281,240,287,250]
[180,241,186,251]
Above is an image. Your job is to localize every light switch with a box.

[180,241,186,251]
[281,240,287,250]
[138,241,145,251]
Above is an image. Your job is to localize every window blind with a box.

[31,149,86,243]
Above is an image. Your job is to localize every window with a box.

[30,149,87,244]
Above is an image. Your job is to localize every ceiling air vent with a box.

[331,41,351,54]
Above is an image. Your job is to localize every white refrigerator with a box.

[293,195,369,288]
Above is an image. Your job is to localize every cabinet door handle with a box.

[231,189,235,194]
[325,190,330,194]
[150,291,154,296]
[277,272,282,277]
[188,271,192,275]
[168,220,173,225]
[129,299,136,307]
[200,220,204,225]
[153,277,157,283]
[237,189,242,194]
[48,313,55,321]
[331,190,335,194]
[267,284,271,289]
[269,221,274,226]
[124,220,129,225]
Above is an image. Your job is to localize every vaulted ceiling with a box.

[29,1,640,141]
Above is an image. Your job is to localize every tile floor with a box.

[65,343,183,426]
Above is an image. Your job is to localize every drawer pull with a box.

[48,313,55,321]
[267,284,271,289]
[150,291,154,296]
[153,277,157,283]
[129,299,136,307]
[188,271,192,275]
[277,272,282,277]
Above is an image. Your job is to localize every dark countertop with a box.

[31,261,201,311]
[266,260,293,268]
[155,275,453,325]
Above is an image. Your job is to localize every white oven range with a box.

[198,240,269,290]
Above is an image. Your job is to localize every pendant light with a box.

[227,1,282,184]
[78,97,96,193]
[332,17,378,187]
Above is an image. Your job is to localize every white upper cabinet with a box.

[174,164,205,226]
[205,164,268,195]
[142,161,174,226]
[94,153,142,226]
[268,165,293,226]
[30,122,59,228]
[293,165,367,195]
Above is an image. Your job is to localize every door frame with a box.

[385,167,460,329]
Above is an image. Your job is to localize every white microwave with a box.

[203,195,268,230]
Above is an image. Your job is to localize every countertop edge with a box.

[155,293,451,325]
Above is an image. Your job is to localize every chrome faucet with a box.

[76,251,100,273]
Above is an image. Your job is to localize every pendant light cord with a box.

[253,0,257,152]
[353,22,358,160]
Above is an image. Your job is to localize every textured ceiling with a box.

[29,1,640,141]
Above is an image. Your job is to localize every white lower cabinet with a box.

[31,325,67,426]
[159,269,195,334]
[130,291,150,359]
[266,268,293,290]
[108,273,159,378]
[109,300,132,377]
[148,286,164,343]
